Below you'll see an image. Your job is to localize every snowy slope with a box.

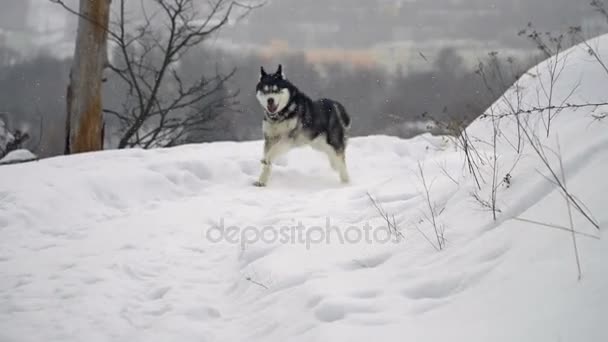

[1,36,607,342]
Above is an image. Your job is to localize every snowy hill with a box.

[1,35,607,342]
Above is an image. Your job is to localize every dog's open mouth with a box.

[267,103,278,113]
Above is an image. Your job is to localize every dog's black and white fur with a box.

[253,64,351,186]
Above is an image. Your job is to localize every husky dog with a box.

[253,64,351,187]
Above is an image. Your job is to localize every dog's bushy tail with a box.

[335,102,351,130]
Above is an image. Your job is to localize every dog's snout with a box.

[267,98,275,106]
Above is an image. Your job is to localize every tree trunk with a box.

[65,0,111,154]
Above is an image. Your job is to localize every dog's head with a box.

[256,65,291,119]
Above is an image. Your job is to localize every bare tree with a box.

[51,0,259,150]
[52,0,112,154]
[105,0,258,148]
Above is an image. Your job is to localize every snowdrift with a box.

[1,35,607,342]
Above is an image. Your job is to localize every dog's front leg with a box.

[254,137,288,187]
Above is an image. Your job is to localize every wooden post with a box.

[65,0,111,154]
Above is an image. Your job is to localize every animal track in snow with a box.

[30,243,57,251]
[0,216,8,229]
[181,245,206,254]
[118,243,137,250]
[183,305,222,320]
[270,273,312,293]
[408,299,448,315]
[238,160,259,176]
[401,266,492,301]
[401,276,463,300]
[476,244,509,264]
[306,295,323,308]
[314,299,377,323]
[239,245,277,267]
[13,276,32,289]
[373,192,417,204]
[81,276,104,285]
[141,303,172,316]
[314,302,346,322]
[342,252,392,271]
[147,286,172,300]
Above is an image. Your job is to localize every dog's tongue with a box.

[267,104,278,113]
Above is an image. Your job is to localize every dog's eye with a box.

[263,85,269,92]
[272,85,278,92]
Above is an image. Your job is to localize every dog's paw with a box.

[253,181,267,187]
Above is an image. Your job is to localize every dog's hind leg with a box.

[254,138,290,187]
[325,127,351,184]
[334,151,350,184]
[323,146,350,184]
[312,134,350,184]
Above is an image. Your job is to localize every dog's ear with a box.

[260,66,268,78]
[276,64,284,78]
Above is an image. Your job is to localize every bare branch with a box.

[366,192,405,240]
[518,121,600,230]
[101,0,259,148]
[417,162,446,250]
[512,217,599,239]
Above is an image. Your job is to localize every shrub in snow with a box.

[0,149,37,165]
[0,117,15,154]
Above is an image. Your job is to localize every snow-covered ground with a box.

[1,35,607,342]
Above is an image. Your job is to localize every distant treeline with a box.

[0,42,537,157]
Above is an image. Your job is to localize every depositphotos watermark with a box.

[206,217,401,249]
